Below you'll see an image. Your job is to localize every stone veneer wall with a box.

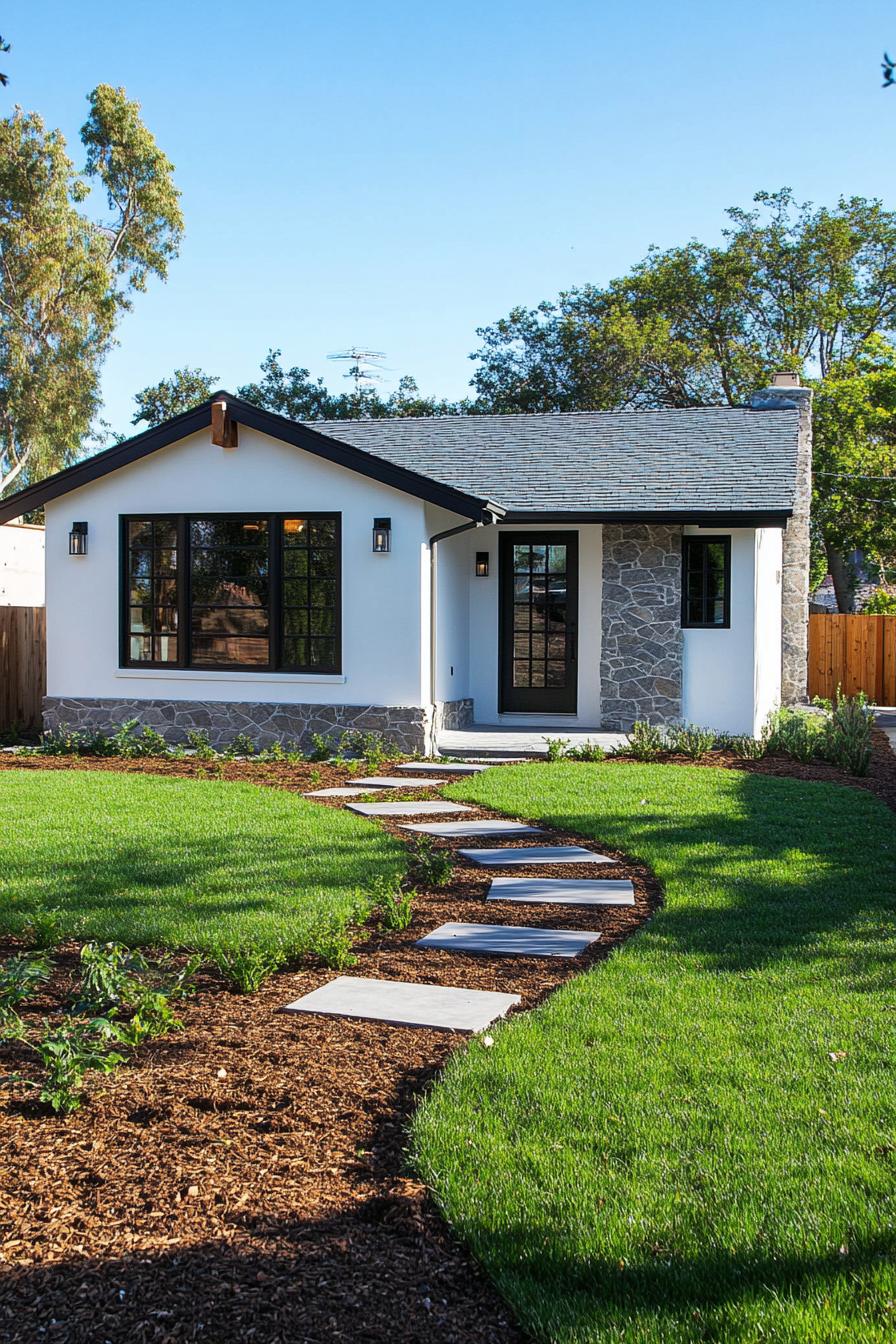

[751,385,812,704]
[599,524,683,729]
[41,696,468,756]
[432,698,474,734]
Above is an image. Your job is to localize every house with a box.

[0,522,44,606]
[0,376,811,754]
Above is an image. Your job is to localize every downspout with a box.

[428,510,501,742]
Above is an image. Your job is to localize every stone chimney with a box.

[750,373,812,705]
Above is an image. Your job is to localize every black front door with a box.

[499,533,578,714]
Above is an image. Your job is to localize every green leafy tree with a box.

[237,349,467,420]
[132,367,219,426]
[810,336,896,608]
[471,190,896,605]
[0,86,183,498]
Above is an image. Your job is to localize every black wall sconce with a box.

[372,517,391,553]
[475,551,489,577]
[69,521,88,556]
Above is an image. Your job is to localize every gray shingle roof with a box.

[306,406,799,516]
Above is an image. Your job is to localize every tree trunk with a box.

[825,542,856,613]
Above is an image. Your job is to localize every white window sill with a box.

[115,669,347,686]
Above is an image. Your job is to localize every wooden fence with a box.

[0,606,46,733]
[808,613,896,704]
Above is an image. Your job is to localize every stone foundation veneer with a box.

[599,524,683,729]
[42,696,473,756]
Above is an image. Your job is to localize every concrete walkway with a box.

[437,724,627,758]
[285,761,629,1031]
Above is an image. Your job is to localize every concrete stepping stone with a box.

[400,819,544,838]
[487,877,635,906]
[355,776,445,788]
[417,922,601,959]
[346,800,472,817]
[397,761,488,774]
[303,785,389,797]
[458,845,617,867]
[281,976,520,1032]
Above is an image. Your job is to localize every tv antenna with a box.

[327,347,389,396]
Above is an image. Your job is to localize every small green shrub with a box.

[186,729,216,761]
[311,925,358,970]
[229,732,258,758]
[624,721,667,762]
[133,725,171,757]
[31,1016,125,1115]
[308,731,334,762]
[765,707,824,763]
[730,734,766,760]
[566,740,606,762]
[73,942,199,1044]
[21,907,70,950]
[0,953,51,1039]
[210,944,286,993]
[74,942,147,1015]
[819,692,874,776]
[666,722,716,760]
[545,737,571,762]
[339,729,401,771]
[380,888,415,932]
[0,953,51,1013]
[370,875,416,931]
[407,835,453,887]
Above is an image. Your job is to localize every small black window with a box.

[682,536,731,628]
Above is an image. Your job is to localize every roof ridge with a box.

[306,404,795,427]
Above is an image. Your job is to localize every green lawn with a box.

[412,763,896,1343]
[0,769,405,953]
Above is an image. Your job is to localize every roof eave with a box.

[0,394,497,526]
[499,509,793,527]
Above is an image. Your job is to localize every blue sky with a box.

[8,1,895,436]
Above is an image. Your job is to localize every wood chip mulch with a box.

[0,734,893,1343]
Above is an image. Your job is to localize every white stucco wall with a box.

[426,505,474,705]
[753,526,784,734]
[0,523,45,605]
[681,526,782,736]
[44,425,441,708]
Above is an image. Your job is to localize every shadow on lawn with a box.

[479,1226,896,1334]
[1,827,401,946]
[521,767,896,981]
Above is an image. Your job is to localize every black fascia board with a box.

[0,393,499,526]
[499,509,791,527]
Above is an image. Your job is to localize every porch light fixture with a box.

[475,551,489,577]
[69,521,88,556]
[372,517,391,553]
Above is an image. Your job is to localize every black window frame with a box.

[681,534,731,630]
[120,512,342,673]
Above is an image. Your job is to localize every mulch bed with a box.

[0,736,893,1343]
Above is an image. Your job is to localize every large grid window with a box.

[122,514,341,672]
[682,535,731,628]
